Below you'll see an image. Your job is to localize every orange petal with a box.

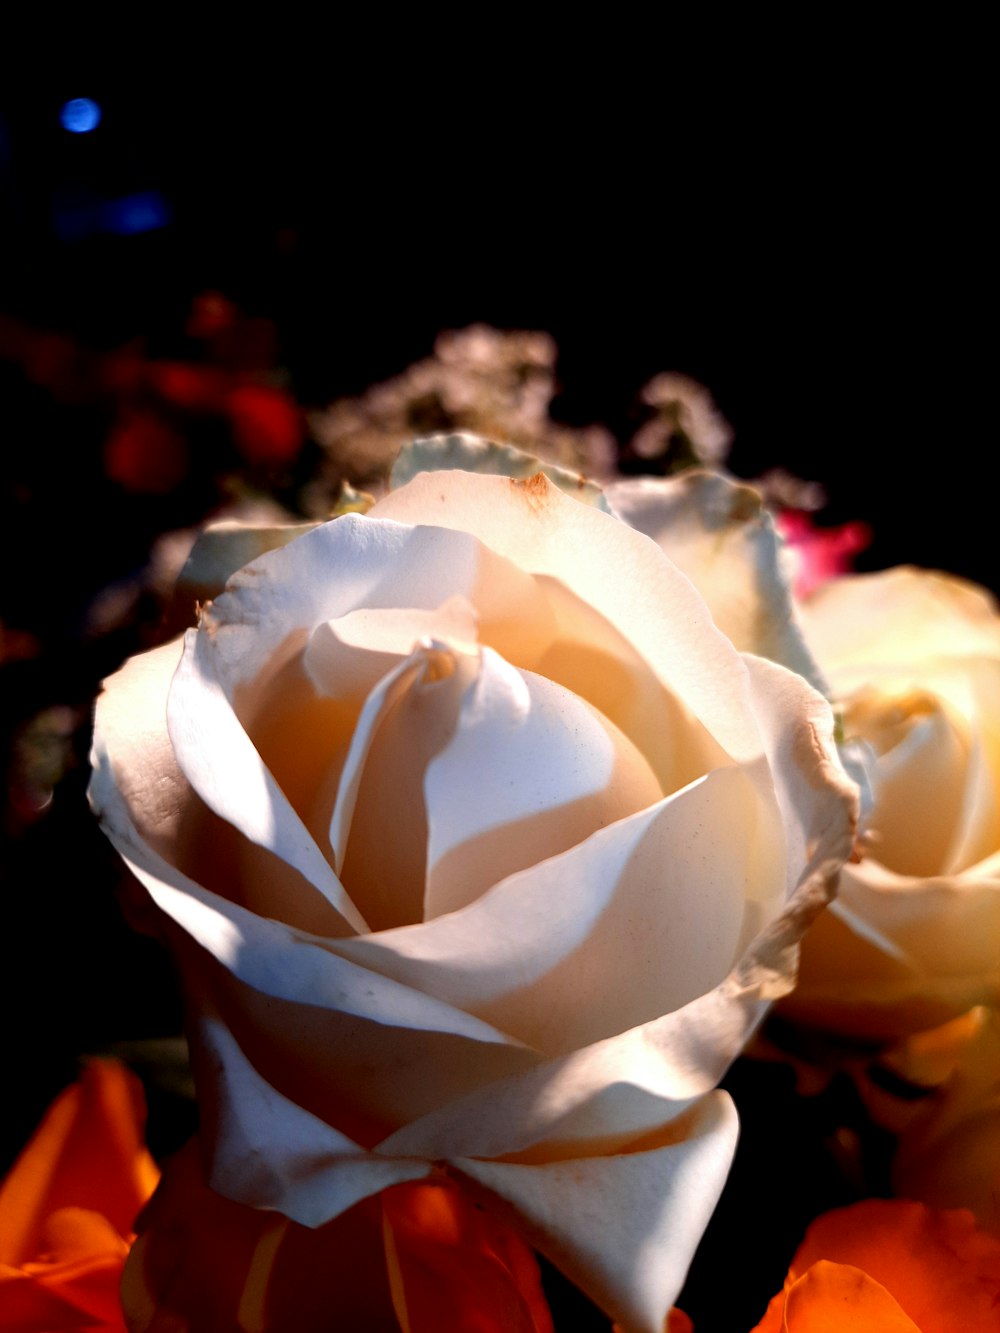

[780,1262,920,1331]
[790,1199,1000,1332]
[123,1138,398,1332]
[0,1263,107,1332]
[0,1061,159,1331]
[128,1154,555,1333]
[0,1254,130,1331]
[23,1206,129,1271]
[751,1200,1000,1333]
[381,1178,553,1333]
[0,1060,158,1268]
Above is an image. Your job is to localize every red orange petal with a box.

[781,1262,920,1331]
[751,1200,1000,1333]
[0,1061,158,1264]
[0,1062,157,1330]
[382,1179,553,1333]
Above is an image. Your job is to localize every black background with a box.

[1,51,992,589]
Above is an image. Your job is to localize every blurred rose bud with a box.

[225,383,303,467]
[103,411,190,495]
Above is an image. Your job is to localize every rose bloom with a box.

[610,486,1000,1043]
[90,440,857,1332]
[784,568,1000,1040]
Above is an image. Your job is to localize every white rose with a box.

[90,441,856,1332]
[789,567,1000,1039]
[608,475,1000,1045]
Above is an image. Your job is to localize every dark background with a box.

[0,55,991,1330]
[2,60,992,588]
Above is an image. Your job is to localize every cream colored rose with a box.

[788,568,1000,1039]
[90,456,856,1333]
[610,474,1000,1045]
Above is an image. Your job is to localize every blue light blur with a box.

[60,98,102,134]
[103,191,172,235]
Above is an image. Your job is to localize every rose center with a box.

[330,638,664,933]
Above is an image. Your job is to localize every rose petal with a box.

[801,567,1000,667]
[453,1092,739,1333]
[787,566,1000,1037]
[753,1261,922,1332]
[179,517,570,924]
[88,639,191,876]
[168,627,368,935]
[124,1137,551,1333]
[23,1206,128,1268]
[606,471,826,692]
[371,471,768,767]
[738,653,854,900]
[198,515,553,704]
[859,694,970,876]
[530,574,728,797]
[329,644,476,929]
[941,655,1000,872]
[90,640,351,939]
[382,1178,554,1333]
[121,1139,401,1333]
[111,805,736,1221]
[304,596,480,705]
[391,430,611,511]
[365,658,855,1162]
[192,1015,432,1223]
[115,832,542,1154]
[0,1061,158,1332]
[785,859,1000,1038]
[0,1258,129,1332]
[837,656,1000,879]
[337,766,772,1056]
[0,1061,157,1266]
[831,657,1000,876]
[765,1200,1000,1333]
[422,646,663,919]
[329,635,663,928]
[175,517,319,608]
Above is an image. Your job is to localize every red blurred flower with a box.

[0,1061,160,1333]
[776,509,871,600]
[103,411,191,495]
[185,291,240,341]
[224,384,303,467]
[144,363,230,415]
